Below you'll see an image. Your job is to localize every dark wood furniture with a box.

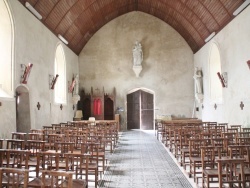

[79,87,116,121]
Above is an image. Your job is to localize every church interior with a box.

[1,0,250,187]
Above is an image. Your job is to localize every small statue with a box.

[132,41,143,66]
[74,74,79,95]
[193,67,203,94]
[72,74,80,105]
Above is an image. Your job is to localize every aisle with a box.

[100,130,194,188]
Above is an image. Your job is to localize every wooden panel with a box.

[127,91,140,130]
[104,97,114,120]
[19,0,244,54]
[141,90,154,130]
[82,98,91,120]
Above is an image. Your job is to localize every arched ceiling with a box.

[18,0,245,55]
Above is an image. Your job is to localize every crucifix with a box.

[240,101,244,110]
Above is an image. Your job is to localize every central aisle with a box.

[100,130,194,188]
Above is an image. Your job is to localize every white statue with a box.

[193,67,203,94]
[72,74,80,105]
[74,74,79,95]
[132,41,143,66]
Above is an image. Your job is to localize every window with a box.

[54,44,66,104]
[0,0,13,98]
[209,43,223,103]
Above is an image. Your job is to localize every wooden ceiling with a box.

[18,0,245,55]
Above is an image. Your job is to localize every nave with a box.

[101,130,194,188]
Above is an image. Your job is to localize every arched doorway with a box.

[127,89,154,130]
[16,85,31,133]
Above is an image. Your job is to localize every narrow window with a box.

[209,43,223,103]
[54,44,66,104]
[0,0,13,98]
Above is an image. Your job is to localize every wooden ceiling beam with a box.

[18,0,245,54]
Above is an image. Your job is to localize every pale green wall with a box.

[79,12,194,130]
[0,0,79,138]
[194,6,250,126]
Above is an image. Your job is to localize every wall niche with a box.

[78,87,116,120]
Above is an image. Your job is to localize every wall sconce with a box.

[60,104,63,110]
[21,63,33,84]
[233,0,250,16]
[37,102,41,110]
[217,72,227,88]
[0,102,2,106]
[58,34,68,45]
[25,2,42,20]
[49,74,59,90]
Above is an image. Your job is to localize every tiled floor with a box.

[100,130,195,188]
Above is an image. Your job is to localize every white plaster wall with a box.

[194,6,250,127]
[0,0,79,138]
[79,12,194,130]
[0,99,15,139]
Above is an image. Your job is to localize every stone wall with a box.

[194,6,250,126]
[0,0,79,138]
[79,12,194,130]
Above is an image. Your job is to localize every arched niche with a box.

[16,85,31,133]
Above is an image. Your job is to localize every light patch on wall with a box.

[17,95,20,104]
[0,0,13,98]
[209,43,223,104]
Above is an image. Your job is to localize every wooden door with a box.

[127,90,154,130]
[127,90,140,129]
[104,97,114,120]
[82,98,91,120]
[141,90,154,130]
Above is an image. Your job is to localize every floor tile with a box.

[100,130,195,188]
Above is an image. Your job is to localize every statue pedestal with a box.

[195,93,204,103]
[73,110,82,121]
[133,65,142,77]
[72,94,80,104]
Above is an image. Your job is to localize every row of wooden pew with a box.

[156,120,250,188]
[0,121,119,187]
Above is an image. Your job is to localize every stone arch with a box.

[16,85,31,133]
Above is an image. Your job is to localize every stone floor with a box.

[100,130,195,188]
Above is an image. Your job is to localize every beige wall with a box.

[0,0,79,138]
[79,12,194,130]
[1,1,249,135]
[194,6,250,126]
